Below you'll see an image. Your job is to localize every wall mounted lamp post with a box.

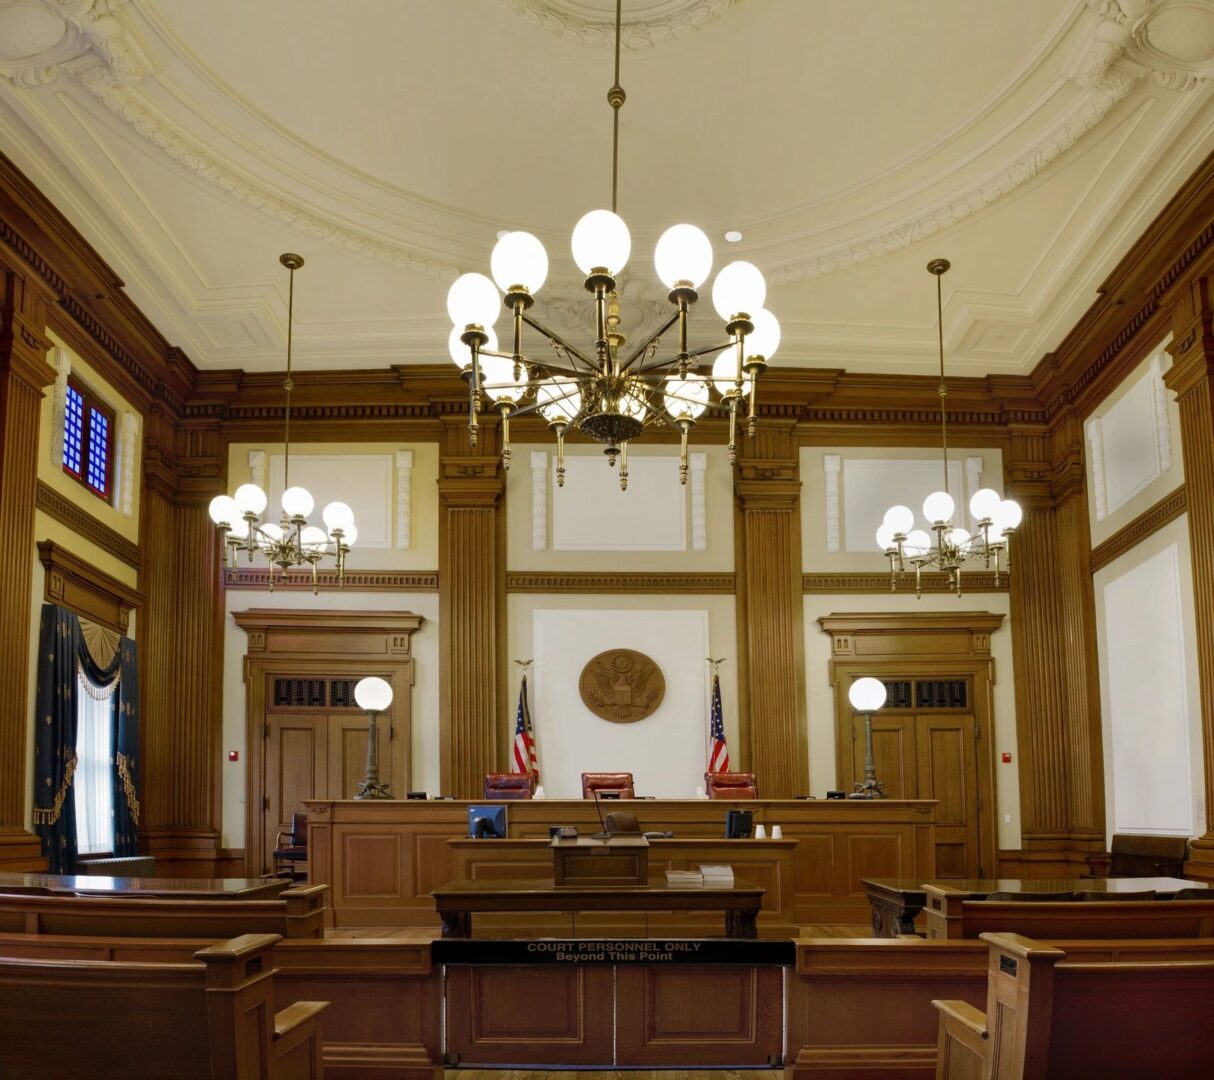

[847,676,888,799]
[353,676,393,800]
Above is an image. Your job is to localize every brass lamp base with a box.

[354,779,392,800]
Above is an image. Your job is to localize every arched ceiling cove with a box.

[0,0,1212,375]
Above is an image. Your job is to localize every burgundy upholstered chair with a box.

[704,771,758,799]
[483,772,537,800]
[581,772,636,799]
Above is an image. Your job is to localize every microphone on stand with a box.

[592,787,612,841]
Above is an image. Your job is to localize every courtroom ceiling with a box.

[0,0,1211,375]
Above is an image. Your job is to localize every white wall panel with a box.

[1101,543,1193,836]
[532,609,709,798]
[842,458,964,552]
[1099,372,1163,516]
[269,453,393,548]
[552,456,687,551]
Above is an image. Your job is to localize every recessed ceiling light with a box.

[496,229,510,240]
[724,230,743,243]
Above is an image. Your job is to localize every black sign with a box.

[433,937,795,966]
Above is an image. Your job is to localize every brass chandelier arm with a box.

[519,312,598,370]
[617,310,682,373]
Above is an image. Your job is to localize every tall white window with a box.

[74,670,115,855]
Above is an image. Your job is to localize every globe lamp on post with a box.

[353,676,394,800]
[847,677,888,799]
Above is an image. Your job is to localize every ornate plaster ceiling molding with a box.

[1088,0,1214,90]
[501,0,736,49]
[0,0,147,87]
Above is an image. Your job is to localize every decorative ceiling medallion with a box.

[579,648,666,722]
[502,0,736,49]
[1087,0,1214,89]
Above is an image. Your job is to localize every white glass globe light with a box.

[446,272,501,328]
[923,490,955,525]
[300,525,328,553]
[875,523,897,551]
[883,504,914,535]
[536,377,582,424]
[969,487,1001,522]
[711,260,767,320]
[257,521,284,550]
[949,527,972,549]
[848,676,887,712]
[322,501,355,532]
[208,494,240,527]
[746,308,781,360]
[354,675,393,713]
[994,499,1023,533]
[711,348,751,396]
[490,231,549,293]
[447,324,499,369]
[334,523,358,548]
[654,223,713,288]
[905,529,932,557]
[664,374,710,420]
[281,485,314,519]
[233,483,267,516]
[479,353,529,403]
[620,383,648,421]
[571,209,631,276]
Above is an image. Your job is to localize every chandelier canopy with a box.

[447,0,779,491]
[208,254,356,592]
[878,259,1022,596]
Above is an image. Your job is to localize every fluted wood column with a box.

[1007,424,1104,870]
[138,406,226,873]
[0,262,54,867]
[438,417,505,797]
[735,421,809,799]
[1166,278,1214,875]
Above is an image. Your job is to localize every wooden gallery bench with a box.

[934,932,1214,1080]
[0,882,329,939]
[0,932,328,1079]
[788,935,1214,1080]
[923,884,1214,939]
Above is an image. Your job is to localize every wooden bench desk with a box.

[0,872,291,900]
[432,878,764,939]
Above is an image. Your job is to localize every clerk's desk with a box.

[305,797,936,929]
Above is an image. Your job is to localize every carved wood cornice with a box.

[505,571,735,593]
[1088,485,1188,573]
[233,608,424,658]
[35,480,141,569]
[224,568,438,591]
[802,572,1010,594]
[36,540,144,633]
[818,611,1006,660]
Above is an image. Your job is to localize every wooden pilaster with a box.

[1165,278,1214,877]
[0,260,54,867]
[438,417,505,798]
[734,420,809,799]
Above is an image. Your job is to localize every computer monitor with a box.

[467,804,508,838]
[725,809,753,839]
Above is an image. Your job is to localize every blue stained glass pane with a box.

[63,386,84,475]
[87,407,109,494]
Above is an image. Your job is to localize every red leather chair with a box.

[581,772,635,799]
[705,771,757,799]
[483,772,537,799]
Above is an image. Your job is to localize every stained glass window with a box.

[62,378,115,501]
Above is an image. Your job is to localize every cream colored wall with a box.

[507,592,740,778]
[38,333,142,542]
[803,591,1020,848]
[1093,515,1204,841]
[226,441,439,570]
[221,589,440,849]
[1085,338,1183,547]
[506,443,735,571]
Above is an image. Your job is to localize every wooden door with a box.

[329,712,393,799]
[850,715,916,798]
[264,713,328,873]
[915,714,981,879]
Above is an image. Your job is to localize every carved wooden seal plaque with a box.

[579,648,665,723]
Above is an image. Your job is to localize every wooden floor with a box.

[325,924,870,940]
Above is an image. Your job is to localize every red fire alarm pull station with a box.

[1001,752,1012,764]
[228,750,239,762]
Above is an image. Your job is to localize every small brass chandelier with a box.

[446,0,780,491]
[207,254,357,592]
[878,259,1022,597]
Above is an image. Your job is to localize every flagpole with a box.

[706,657,726,774]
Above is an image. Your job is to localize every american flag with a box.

[707,671,730,773]
[512,673,539,775]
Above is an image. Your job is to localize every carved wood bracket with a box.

[37,540,144,633]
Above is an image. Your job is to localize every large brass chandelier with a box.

[877,259,1022,597]
[446,0,780,491]
[207,254,356,592]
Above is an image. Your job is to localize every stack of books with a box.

[699,864,735,887]
[665,869,704,887]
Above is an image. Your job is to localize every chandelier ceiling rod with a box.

[610,0,624,215]
[281,252,302,492]
[929,257,949,495]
